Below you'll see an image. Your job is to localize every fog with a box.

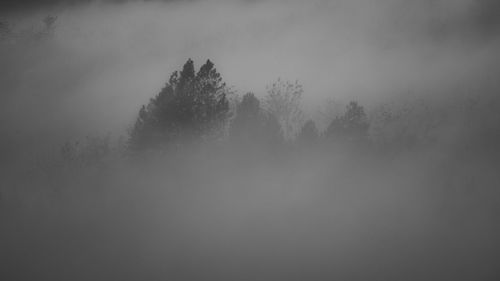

[1,0,500,280]
[2,0,500,137]
[3,142,500,280]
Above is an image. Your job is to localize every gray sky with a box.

[2,0,500,138]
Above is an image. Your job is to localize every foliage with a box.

[326,101,369,142]
[369,98,445,149]
[43,16,57,32]
[0,16,57,44]
[229,92,284,146]
[230,92,263,140]
[297,119,319,145]
[0,19,11,39]
[264,79,304,141]
[129,59,231,150]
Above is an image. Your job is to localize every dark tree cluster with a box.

[129,59,374,151]
[129,59,230,149]
[0,16,57,43]
[128,59,500,156]
[229,92,283,147]
[325,101,369,142]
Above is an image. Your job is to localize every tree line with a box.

[128,59,373,151]
[0,16,57,43]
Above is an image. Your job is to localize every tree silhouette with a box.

[42,16,57,35]
[0,19,14,43]
[297,119,319,145]
[230,92,262,140]
[129,59,230,150]
[230,92,284,146]
[326,101,369,142]
[261,112,284,147]
[264,79,304,141]
[0,20,11,39]
[369,98,443,149]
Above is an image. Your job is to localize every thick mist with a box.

[2,0,500,139]
[1,1,500,281]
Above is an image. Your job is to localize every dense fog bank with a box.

[2,0,500,280]
[2,134,500,280]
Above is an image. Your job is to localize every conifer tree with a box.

[326,101,369,142]
[297,119,319,145]
[129,59,230,150]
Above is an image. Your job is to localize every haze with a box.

[1,0,498,137]
[1,1,500,281]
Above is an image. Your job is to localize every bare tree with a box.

[264,78,304,140]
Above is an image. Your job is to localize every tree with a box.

[230,92,262,140]
[326,101,369,142]
[129,59,231,150]
[0,20,11,38]
[369,98,443,149]
[264,79,304,141]
[261,112,284,147]
[0,19,13,43]
[297,119,319,145]
[229,92,284,146]
[43,16,57,32]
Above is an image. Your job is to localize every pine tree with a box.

[229,92,284,146]
[129,59,230,150]
[230,92,262,140]
[326,101,369,142]
[297,119,319,145]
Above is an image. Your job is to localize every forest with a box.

[1,2,500,280]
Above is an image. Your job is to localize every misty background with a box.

[1,0,499,140]
[1,0,500,280]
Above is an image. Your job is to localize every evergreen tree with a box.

[297,119,319,145]
[0,20,10,37]
[326,101,369,142]
[230,92,262,140]
[229,92,284,146]
[261,112,284,147]
[129,59,230,150]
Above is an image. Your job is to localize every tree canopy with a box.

[326,101,369,142]
[129,59,230,149]
[264,79,304,141]
[229,92,284,146]
[297,119,319,145]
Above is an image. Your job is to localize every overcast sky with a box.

[1,0,500,139]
